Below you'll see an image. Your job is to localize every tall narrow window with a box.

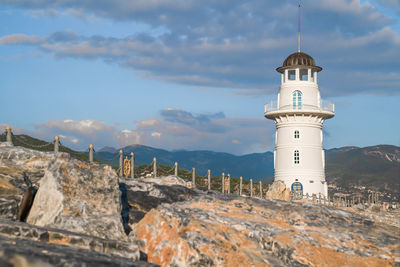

[300,69,308,81]
[288,70,296,80]
[294,150,300,164]
[294,130,300,139]
[292,91,302,110]
[311,70,316,82]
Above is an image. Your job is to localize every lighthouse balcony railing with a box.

[264,100,335,113]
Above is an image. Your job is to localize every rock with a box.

[0,219,156,266]
[120,176,197,233]
[0,146,55,220]
[133,192,399,267]
[0,142,13,147]
[137,176,187,187]
[265,180,291,201]
[26,152,126,240]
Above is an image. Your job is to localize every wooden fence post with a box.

[54,136,59,153]
[221,172,225,193]
[6,126,12,145]
[227,174,230,194]
[89,144,93,163]
[153,157,157,178]
[131,152,134,179]
[207,170,211,190]
[239,176,243,196]
[192,168,196,188]
[174,162,178,176]
[250,179,253,197]
[259,181,262,198]
[119,150,123,176]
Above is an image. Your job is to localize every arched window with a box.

[292,91,302,109]
[294,130,300,139]
[294,150,300,164]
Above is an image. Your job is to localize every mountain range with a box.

[97,144,400,195]
[1,134,398,198]
[97,145,274,181]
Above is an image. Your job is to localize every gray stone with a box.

[133,191,399,266]
[0,146,55,220]
[26,152,126,240]
[0,219,156,266]
[265,180,291,201]
[120,176,198,233]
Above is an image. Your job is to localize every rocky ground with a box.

[0,144,399,266]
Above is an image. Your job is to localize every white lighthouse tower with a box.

[264,5,334,198]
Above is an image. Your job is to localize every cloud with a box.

[0,0,399,96]
[0,33,43,45]
[151,132,161,139]
[28,119,117,149]
[115,129,144,147]
[38,119,113,136]
[120,108,273,154]
[374,0,400,15]
[1,108,274,154]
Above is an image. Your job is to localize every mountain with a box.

[325,145,400,198]
[2,133,398,198]
[96,144,399,198]
[97,144,275,180]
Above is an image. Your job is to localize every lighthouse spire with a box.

[298,1,301,52]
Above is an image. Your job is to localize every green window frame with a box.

[294,150,300,164]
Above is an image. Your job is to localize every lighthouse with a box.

[264,5,334,199]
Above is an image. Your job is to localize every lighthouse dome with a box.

[276,52,322,73]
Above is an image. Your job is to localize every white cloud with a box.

[39,119,113,136]
[0,33,43,45]
[138,119,160,128]
[151,132,161,139]
[70,138,79,144]
[115,129,144,147]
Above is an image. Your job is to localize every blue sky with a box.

[0,0,399,154]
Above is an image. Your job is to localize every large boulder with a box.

[120,176,197,233]
[0,145,54,220]
[265,180,291,201]
[26,152,126,240]
[0,219,155,266]
[133,192,399,267]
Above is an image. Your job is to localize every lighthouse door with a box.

[291,182,303,200]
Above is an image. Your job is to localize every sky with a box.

[0,0,399,155]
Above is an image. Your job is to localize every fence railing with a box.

[291,191,392,210]
[264,99,335,113]
[1,126,396,211]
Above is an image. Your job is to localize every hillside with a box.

[98,145,274,180]
[325,145,400,200]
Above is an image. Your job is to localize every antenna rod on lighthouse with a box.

[298,2,301,52]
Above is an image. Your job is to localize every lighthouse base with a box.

[274,169,328,198]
